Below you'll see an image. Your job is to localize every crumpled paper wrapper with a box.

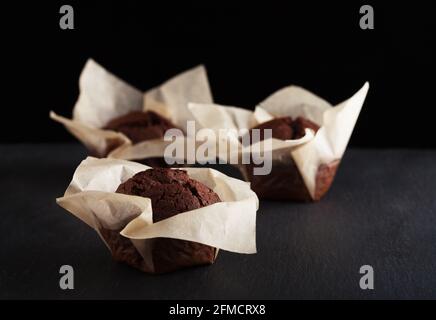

[188,83,369,201]
[50,58,213,160]
[56,157,259,274]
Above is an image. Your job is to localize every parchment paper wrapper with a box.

[56,157,258,274]
[50,59,213,162]
[188,83,369,201]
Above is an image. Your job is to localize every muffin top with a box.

[116,168,221,222]
[104,110,182,144]
[249,116,320,141]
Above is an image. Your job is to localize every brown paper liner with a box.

[100,228,216,274]
[240,153,340,201]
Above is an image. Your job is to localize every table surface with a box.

[1,144,435,299]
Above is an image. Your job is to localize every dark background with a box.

[4,1,435,147]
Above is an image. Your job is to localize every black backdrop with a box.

[5,1,435,147]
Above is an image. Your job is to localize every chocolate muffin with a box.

[242,116,339,201]
[100,168,221,273]
[104,110,180,143]
[248,116,319,142]
[104,110,183,167]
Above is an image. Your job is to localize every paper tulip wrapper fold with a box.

[188,83,369,201]
[50,59,213,163]
[56,157,259,274]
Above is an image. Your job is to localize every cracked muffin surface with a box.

[248,116,320,141]
[116,168,221,221]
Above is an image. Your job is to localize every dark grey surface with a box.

[0,144,435,299]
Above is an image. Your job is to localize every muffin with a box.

[100,168,221,273]
[104,111,183,167]
[242,116,339,201]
